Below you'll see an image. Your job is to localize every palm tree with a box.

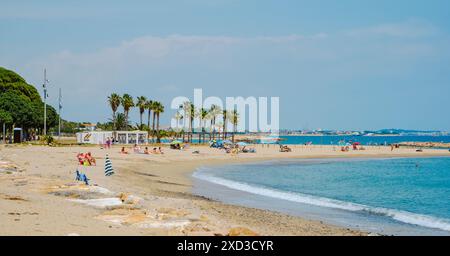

[153,102,164,143]
[209,104,221,140]
[121,94,134,129]
[149,101,159,142]
[230,109,239,143]
[200,108,209,143]
[145,99,153,130]
[136,96,147,130]
[115,113,127,131]
[222,110,229,140]
[174,111,183,131]
[182,101,195,142]
[107,93,121,130]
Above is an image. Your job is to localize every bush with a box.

[41,135,55,145]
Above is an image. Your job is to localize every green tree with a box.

[209,104,221,140]
[121,94,134,129]
[0,67,42,102]
[222,110,229,140]
[107,93,121,130]
[0,67,59,136]
[0,91,34,128]
[0,110,13,125]
[136,96,147,130]
[230,109,239,143]
[153,102,164,143]
[145,99,153,130]
[115,113,127,131]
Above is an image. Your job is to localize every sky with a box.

[1,0,450,131]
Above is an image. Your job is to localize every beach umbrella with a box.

[104,154,114,176]
[236,142,248,147]
[170,140,182,145]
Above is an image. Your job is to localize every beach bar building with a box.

[76,131,148,145]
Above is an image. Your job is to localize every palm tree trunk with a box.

[232,124,236,143]
[188,117,191,143]
[213,117,216,140]
[125,110,129,130]
[157,114,160,132]
[152,112,156,143]
[223,121,226,140]
[156,113,160,143]
[147,110,151,129]
[112,110,117,131]
[210,120,213,141]
[140,112,143,130]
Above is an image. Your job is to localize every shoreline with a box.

[1,144,449,235]
[191,156,450,236]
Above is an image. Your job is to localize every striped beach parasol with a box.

[104,154,114,176]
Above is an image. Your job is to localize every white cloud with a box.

[12,21,449,124]
[345,20,440,38]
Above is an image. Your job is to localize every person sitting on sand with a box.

[144,147,149,154]
[152,147,158,154]
[77,153,85,165]
[121,147,129,154]
[133,144,141,153]
[158,147,164,154]
[85,152,96,166]
[182,143,190,150]
[280,145,292,152]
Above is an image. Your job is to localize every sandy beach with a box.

[1,143,449,236]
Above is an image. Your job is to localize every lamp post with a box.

[42,69,49,136]
[58,88,62,139]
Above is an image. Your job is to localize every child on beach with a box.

[121,147,129,154]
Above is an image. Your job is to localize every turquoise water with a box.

[279,135,450,146]
[193,157,450,233]
[161,135,450,147]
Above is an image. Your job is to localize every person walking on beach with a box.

[106,137,111,149]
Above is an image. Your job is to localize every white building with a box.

[76,131,148,145]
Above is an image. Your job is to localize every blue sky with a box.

[1,0,450,131]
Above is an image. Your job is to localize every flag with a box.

[104,154,114,176]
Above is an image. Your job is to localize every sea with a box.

[193,156,450,235]
[162,135,450,147]
[279,135,450,146]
